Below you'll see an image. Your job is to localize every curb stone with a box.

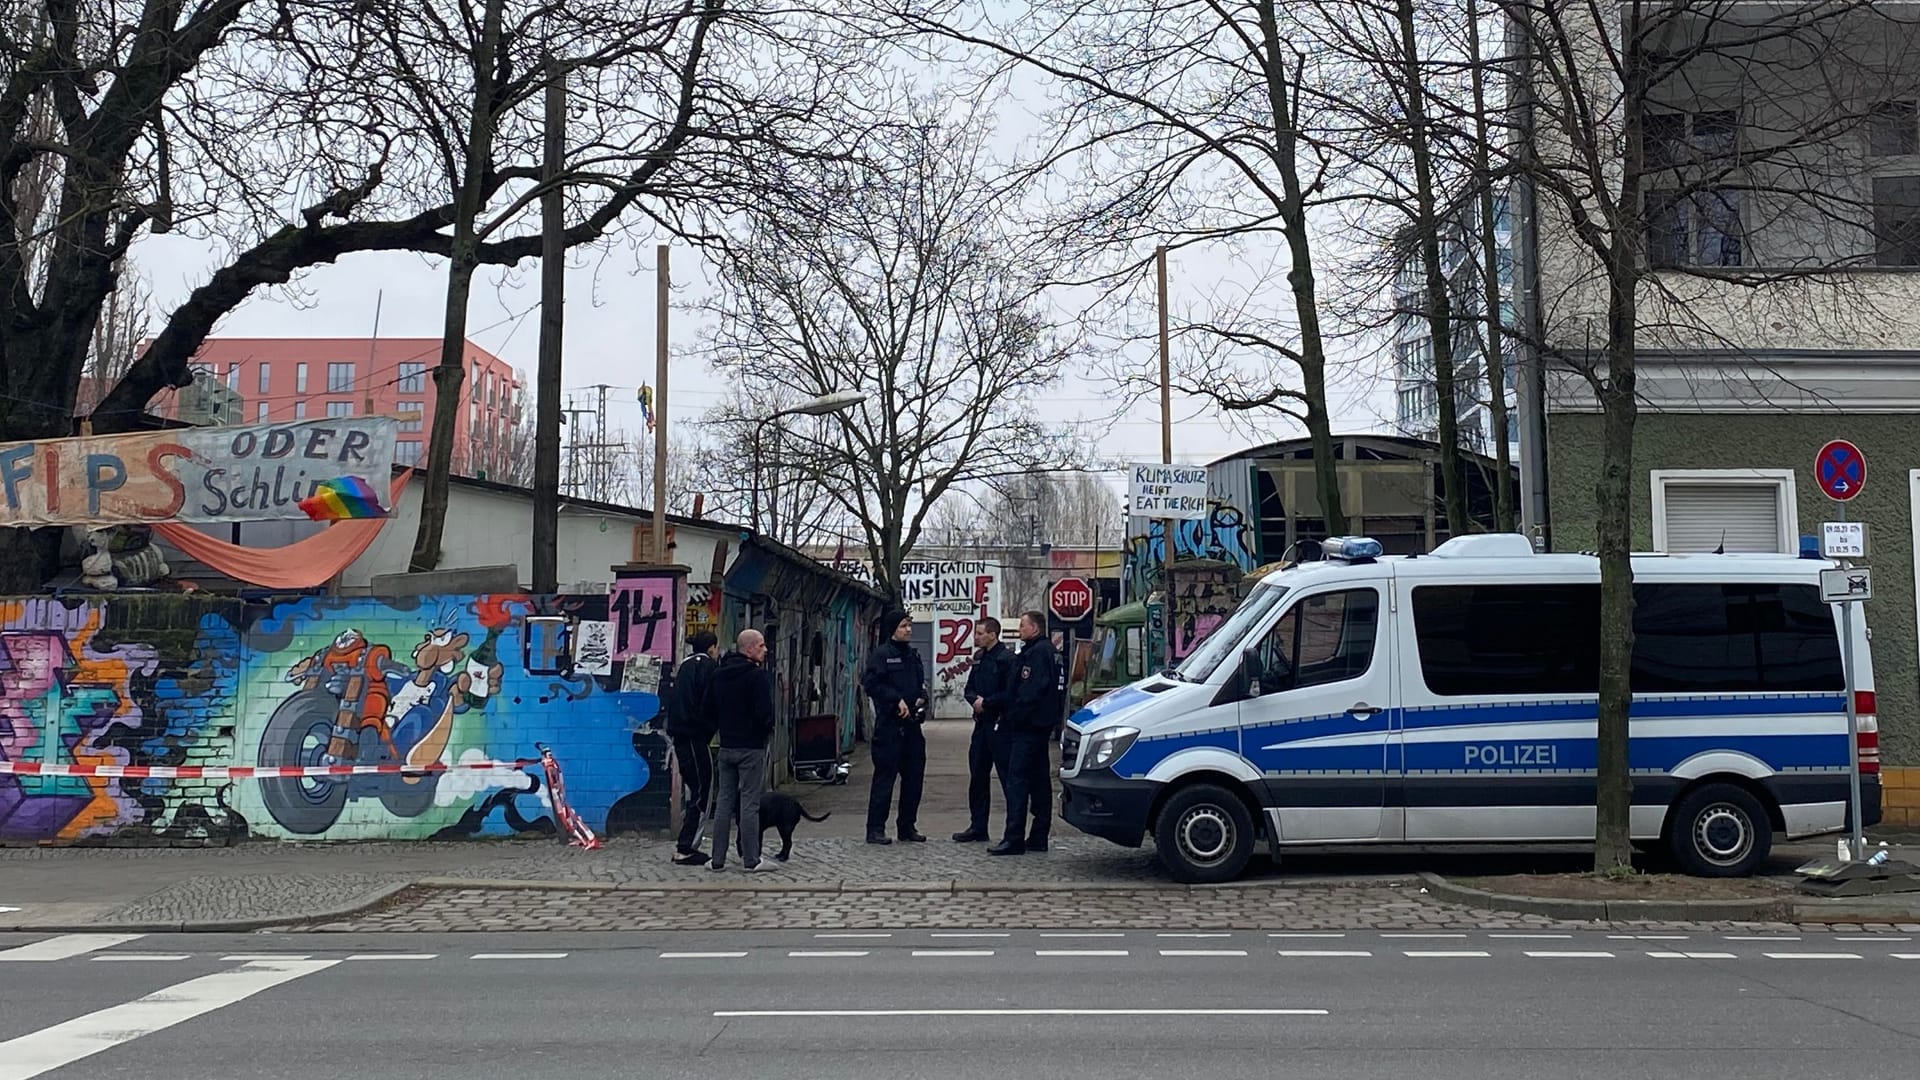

[1416,872,1797,922]
[0,881,415,935]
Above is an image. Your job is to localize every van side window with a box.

[1411,585,1601,695]
[1250,588,1380,694]
[1633,583,1842,692]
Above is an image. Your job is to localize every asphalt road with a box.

[3,928,1919,1079]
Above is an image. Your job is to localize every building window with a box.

[225,364,242,391]
[1651,468,1797,554]
[294,401,307,420]
[257,401,270,422]
[1644,108,1738,169]
[398,362,425,393]
[395,440,421,466]
[326,400,354,418]
[326,362,355,393]
[398,402,424,432]
[1873,176,1920,266]
[295,363,308,394]
[257,363,271,395]
[1647,189,1743,268]
[1870,100,1918,157]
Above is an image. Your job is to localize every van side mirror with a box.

[1242,647,1263,698]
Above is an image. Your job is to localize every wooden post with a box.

[533,58,565,593]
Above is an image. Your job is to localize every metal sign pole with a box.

[1841,592,1866,862]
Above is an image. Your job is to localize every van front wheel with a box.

[1154,783,1256,884]
[1668,783,1772,878]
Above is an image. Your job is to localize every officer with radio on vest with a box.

[991,610,1060,856]
[863,610,929,845]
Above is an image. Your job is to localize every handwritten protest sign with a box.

[0,417,397,527]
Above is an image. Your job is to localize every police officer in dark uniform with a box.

[991,610,1060,856]
[862,610,929,845]
[954,616,1016,842]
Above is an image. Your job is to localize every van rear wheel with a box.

[1668,783,1772,878]
[1154,783,1256,884]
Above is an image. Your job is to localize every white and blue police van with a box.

[1059,534,1882,883]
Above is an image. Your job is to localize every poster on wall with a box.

[608,574,681,663]
[0,417,398,526]
[573,620,614,676]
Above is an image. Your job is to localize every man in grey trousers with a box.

[703,629,776,872]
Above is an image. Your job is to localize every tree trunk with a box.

[1393,0,1468,539]
[1466,0,1514,533]
[1256,0,1345,535]
[1593,268,1637,871]
[409,0,507,573]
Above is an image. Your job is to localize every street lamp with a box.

[751,391,868,531]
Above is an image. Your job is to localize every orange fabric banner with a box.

[150,470,414,589]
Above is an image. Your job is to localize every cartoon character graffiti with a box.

[257,606,507,834]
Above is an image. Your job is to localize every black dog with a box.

[733,791,830,862]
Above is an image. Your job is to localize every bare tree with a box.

[703,95,1077,602]
[1506,0,1918,867]
[887,0,1355,534]
[694,385,853,549]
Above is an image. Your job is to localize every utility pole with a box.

[652,244,670,563]
[1155,245,1174,638]
[532,57,565,593]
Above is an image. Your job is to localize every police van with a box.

[1059,534,1882,883]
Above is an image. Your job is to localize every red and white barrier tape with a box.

[0,759,539,781]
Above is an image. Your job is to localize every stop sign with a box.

[1049,577,1094,622]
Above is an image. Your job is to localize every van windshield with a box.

[1172,585,1288,682]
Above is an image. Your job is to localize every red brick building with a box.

[147,338,524,478]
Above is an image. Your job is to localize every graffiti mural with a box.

[1123,500,1256,601]
[0,593,668,845]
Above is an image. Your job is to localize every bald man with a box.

[705,629,776,872]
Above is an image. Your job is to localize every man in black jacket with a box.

[706,629,777,872]
[954,616,1016,842]
[862,609,928,845]
[991,611,1061,856]
[667,631,720,865]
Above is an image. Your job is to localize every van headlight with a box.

[1084,727,1140,770]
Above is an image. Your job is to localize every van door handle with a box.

[1348,703,1383,718]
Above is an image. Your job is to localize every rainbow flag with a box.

[298,477,387,521]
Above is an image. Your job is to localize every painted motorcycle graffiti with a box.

[257,616,505,834]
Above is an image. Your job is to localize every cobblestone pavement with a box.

[322,881,1920,934]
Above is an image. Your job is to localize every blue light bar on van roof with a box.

[1321,536,1383,562]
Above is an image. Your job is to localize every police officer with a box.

[991,610,1060,856]
[954,616,1016,842]
[862,610,929,845]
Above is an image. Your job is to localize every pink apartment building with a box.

[150,338,524,478]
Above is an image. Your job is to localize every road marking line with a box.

[1040,932,1127,939]
[218,955,310,962]
[788,950,871,958]
[1276,950,1372,958]
[1763,953,1861,960]
[912,950,995,958]
[930,933,1010,939]
[713,1008,1328,1018]
[1892,954,1920,960]
[0,934,145,963]
[660,952,748,959]
[0,959,336,1080]
[1035,950,1130,957]
[1156,933,1233,939]
[1269,933,1347,939]
[1726,935,1800,942]
[1837,935,1912,942]
[1488,934,1573,940]
[1158,949,1247,957]
[1403,951,1491,958]
[814,933,891,939]
[1608,935,1689,941]
[1380,933,1466,939]
[471,952,569,959]
[1525,951,1615,958]
[1649,952,1737,960]
[88,954,189,963]
[345,954,438,961]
